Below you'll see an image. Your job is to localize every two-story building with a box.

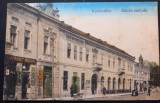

[58,21,135,98]
[3,3,136,100]
[4,3,59,100]
[134,55,150,93]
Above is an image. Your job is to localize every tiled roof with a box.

[60,21,135,58]
[22,3,135,59]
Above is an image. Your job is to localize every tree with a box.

[149,62,160,86]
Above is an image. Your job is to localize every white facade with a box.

[134,55,150,93]
[58,26,135,97]
[3,3,143,100]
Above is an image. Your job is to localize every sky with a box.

[29,2,159,65]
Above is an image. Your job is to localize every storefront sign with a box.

[5,54,37,64]
[24,58,36,64]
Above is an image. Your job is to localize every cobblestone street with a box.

[85,89,160,100]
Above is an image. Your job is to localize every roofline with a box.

[8,3,135,61]
[60,22,135,60]
[10,3,61,24]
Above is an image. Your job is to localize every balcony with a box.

[93,63,103,71]
[118,68,125,75]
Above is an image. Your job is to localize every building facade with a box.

[134,55,150,93]
[3,3,137,100]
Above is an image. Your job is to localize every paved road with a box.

[85,91,160,100]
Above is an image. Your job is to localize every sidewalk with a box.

[56,87,160,100]
[54,93,132,100]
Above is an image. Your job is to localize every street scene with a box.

[3,2,159,101]
[85,87,160,100]
[36,87,160,100]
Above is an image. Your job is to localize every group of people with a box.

[142,86,151,96]
[102,86,152,96]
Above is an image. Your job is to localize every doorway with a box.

[21,64,30,99]
[43,66,52,98]
[91,74,98,94]
[22,72,29,99]
[4,61,17,99]
[72,72,80,94]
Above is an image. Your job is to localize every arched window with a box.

[108,77,111,90]
[113,78,116,90]
[91,74,98,94]
[118,78,121,90]
[101,76,104,93]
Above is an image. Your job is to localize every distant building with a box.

[4,3,137,100]
[134,55,150,93]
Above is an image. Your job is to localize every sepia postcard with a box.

[2,2,159,101]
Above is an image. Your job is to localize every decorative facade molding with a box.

[24,22,32,31]
[43,27,56,38]
[10,16,19,26]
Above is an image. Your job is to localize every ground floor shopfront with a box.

[3,57,134,100]
[3,54,55,100]
[3,54,37,100]
[59,65,135,98]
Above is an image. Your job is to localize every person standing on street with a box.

[148,86,151,96]
[70,85,74,97]
[103,87,106,95]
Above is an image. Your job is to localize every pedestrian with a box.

[70,85,74,97]
[145,87,147,93]
[103,87,106,95]
[148,86,151,96]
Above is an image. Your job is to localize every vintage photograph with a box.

[3,2,159,100]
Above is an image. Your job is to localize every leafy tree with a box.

[148,62,160,86]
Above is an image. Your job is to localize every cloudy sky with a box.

[29,2,159,65]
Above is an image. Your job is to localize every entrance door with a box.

[43,66,52,98]
[4,63,17,99]
[22,72,29,99]
[72,72,80,94]
[91,74,98,94]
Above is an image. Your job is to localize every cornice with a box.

[9,3,61,25]
[8,3,135,62]
[60,27,135,61]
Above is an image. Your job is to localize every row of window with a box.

[10,25,31,50]
[63,71,132,91]
[135,70,150,79]
[67,44,84,61]
[67,43,133,71]
[10,25,52,54]
[63,71,85,90]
